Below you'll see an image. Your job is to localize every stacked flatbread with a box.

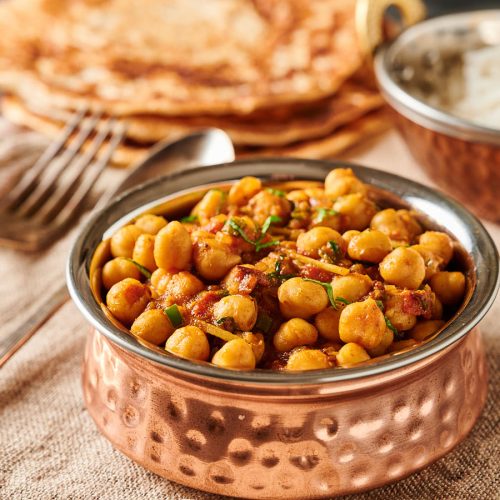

[0,0,389,166]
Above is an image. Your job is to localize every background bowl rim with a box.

[67,158,499,385]
[374,9,500,145]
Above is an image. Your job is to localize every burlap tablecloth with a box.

[1,129,499,499]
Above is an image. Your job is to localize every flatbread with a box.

[1,96,148,167]
[7,82,383,146]
[237,109,391,158]
[0,0,362,116]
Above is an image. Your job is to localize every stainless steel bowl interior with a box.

[67,159,499,385]
[374,10,500,144]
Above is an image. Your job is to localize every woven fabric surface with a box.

[1,128,498,499]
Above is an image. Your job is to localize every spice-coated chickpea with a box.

[165,326,210,361]
[431,294,443,320]
[429,271,466,305]
[150,268,172,296]
[336,343,371,367]
[409,319,445,341]
[163,271,204,305]
[333,193,376,231]
[419,231,454,266]
[193,189,227,222]
[286,349,330,371]
[379,247,425,289]
[347,229,392,263]
[367,328,394,357]
[278,277,329,319]
[110,225,143,258]
[131,309,175,345]
[212,338,256,369]
[154,221,192,271]
[296,226,345,258]
[194,238,241,280]
[339,298,386,349]
[134,214,167,235]
[384,292,417,331]
[228,176,262,206]
[213,295,258,331]
[325,168,367,199]
[106,278,151,326]
[248,189,292,226]
[102,257,142,290]
[370,208,422,242]
[330,273,372,303]
[132,234,157,272]
[314,307,342,342]
[238,332,265,363]
[411,244,442,280]
[342,230,361,245]
[273,318,318,352]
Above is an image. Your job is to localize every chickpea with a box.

[333,193,376,231]
[287,189,309,203]
[150,268,172,295]
[348,229,392,263]
[102,257,141,289]
[389,339,419,353]
[419,231,454,266]
[154,221,192,271]
[339,298,386,349]
[384,292,417,331]
[314,307,341,342]
[286,349,330,371]
[163,271,204,304]
[367,328,394,357]
[110,225,143,258]
[212,338,256,369]
[370,209,422,242]
[325,168,367,199]
[248,190,292,226]
[132,234,157,272]
[431,295,444,320]
[213,295,257,331]
[411,244,442,280]
[409,320,445,341]
[296,227,345,258]
[331,273,372,303]
[379,247,425,289]
[336,343,370,367]
[228,176,262,206]
[342,230,360,245]
[194,238,241,280]
[165,326,210,361]
[278,277,329,319]
[429,271,466,305]
[134,214,167,235]
[106,278,151,326]
[193,189,227,222]
[131,309,175,345]
[273,318,318,352]
[238,332,265,363]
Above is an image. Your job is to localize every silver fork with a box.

[0,106,125,251]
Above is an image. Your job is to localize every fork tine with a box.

[34,118,117,224]
[0,106,88,211]
[52,121,125,229]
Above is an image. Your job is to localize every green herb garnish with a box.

[255,312,273,334]
[228,219,256,246]
[180,214,198,223]
[126,258,152,279]
[316,207,338,222]
[375,300,385,311]
[261,215,282,235]
[266,188,286,198]
[228,215,282,252]
[302,278,350,310]
[164,304,183,328]
[269,255,296,281]
[327,240,342,262]
[385,316,400,337]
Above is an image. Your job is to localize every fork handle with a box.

[0,284,68,368]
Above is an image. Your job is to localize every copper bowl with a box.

[67,159,499,498]
[374,10,500,222]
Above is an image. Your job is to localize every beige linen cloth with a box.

[0,125,498,499]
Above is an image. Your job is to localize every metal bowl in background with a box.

[374,10,500,221]
[67,159,499,498]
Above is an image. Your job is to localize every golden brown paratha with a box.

[0,0,362,116]
[6,82,383,146]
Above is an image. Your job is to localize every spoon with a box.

[0,129,235,368]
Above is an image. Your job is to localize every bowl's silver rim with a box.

[374,9,500,145]
[66,158,499,386]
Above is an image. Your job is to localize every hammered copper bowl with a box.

[67,159,498,499]
[374,10,500,222]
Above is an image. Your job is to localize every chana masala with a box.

[100,168,467,371]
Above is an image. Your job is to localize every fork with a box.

[0,106,125,251]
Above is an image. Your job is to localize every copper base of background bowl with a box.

[82,328,487,499]
[394,114,500,222]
